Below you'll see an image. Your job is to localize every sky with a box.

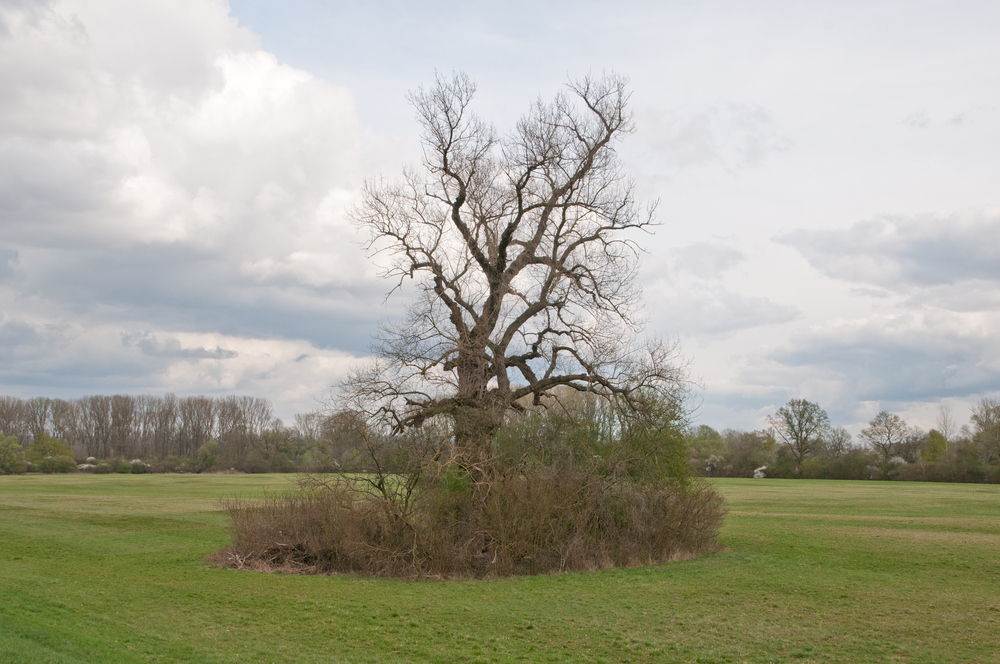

[1,0,998,432]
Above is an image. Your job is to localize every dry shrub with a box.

[211,468,725,578]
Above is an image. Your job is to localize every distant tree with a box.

[50,399,78,447]
[26,434,74,461]
[26,397,52,440]
[923,429,947,464]
[823,425,853,457]
[723,429,775,477]
[197,439,218,472]
[0,396,30,445]
[26,434,76,473]
[970,398,1000,482]
[109,394,138,458]
[897,427,926,464]
[766,399,830,475]
[859,411,908,472]
[688,425,726,459]
[177,396,215,457]
[935,405,957,446]
[0,435,25,474]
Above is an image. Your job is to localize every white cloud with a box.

[0,0,381,418]
[632,103,791,175]
[644,241,799,336]
[0,312,355,417]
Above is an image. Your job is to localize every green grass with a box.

[1,475,998,663]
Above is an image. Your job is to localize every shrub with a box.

[0,435,26,474]
[213,395,725,579]
[197,440,218,472]
[26,435,74,463]
[35,455,77,473]
[143,456,192,473]
[25,435,76,473]
[213,469,724,578]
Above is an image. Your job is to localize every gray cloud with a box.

[777,211,1000,295]
[644,242,798,336]
[120,332,238,360]
[0,247,15,281]
[653,287,800,336]
[764,312,1000,405]
[672,242,745,279]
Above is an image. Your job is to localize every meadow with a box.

[1,475,998,663]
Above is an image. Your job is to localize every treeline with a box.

[2,393,999,483]
[0,394,364,474]
[686,397,1000,483]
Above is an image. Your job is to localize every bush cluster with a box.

[212,395,726,579]
[215,469,723,578]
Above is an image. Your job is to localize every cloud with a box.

[0,314,356,416]
[632,103,791,174]
[644,241,799,336]
[651,286,800,336]
[0,0,387,417]
[776,210,1000,297]
[671,242,745,279]
[735,311,1000,415]
[120,332,238,360]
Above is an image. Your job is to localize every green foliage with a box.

[767,399,830,474]
[197,439,218,471]
[494,392,690,484]
[25,434,76,473]
[0,434,26,474]
[924,429,947,463]
[439,467,472,495]
[26,434,74,462]
[724,429,776,477]
[767,444,800,478]
[686,425,726,459]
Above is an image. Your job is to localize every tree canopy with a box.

[346,73,688,460]
[766,399,830,474]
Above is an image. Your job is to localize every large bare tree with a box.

[346,73,687,459]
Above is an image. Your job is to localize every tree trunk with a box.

[453,348,503,466]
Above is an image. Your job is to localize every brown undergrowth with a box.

[211,468,725,578]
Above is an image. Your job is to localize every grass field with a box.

[1,475,998,663]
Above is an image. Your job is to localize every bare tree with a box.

[970,397,1000,482]
[177,396,215,458]
[859,410,908,468]
[766,399,830,474]
[109,394,138,458]
[0,396,30,446]
[823,425,853,457]
[26,397,52,441]
[151,394,179,458]
[935,404,957,446]
[79,395,113,458]
[346,73,687,463]
[50,399,78,446]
